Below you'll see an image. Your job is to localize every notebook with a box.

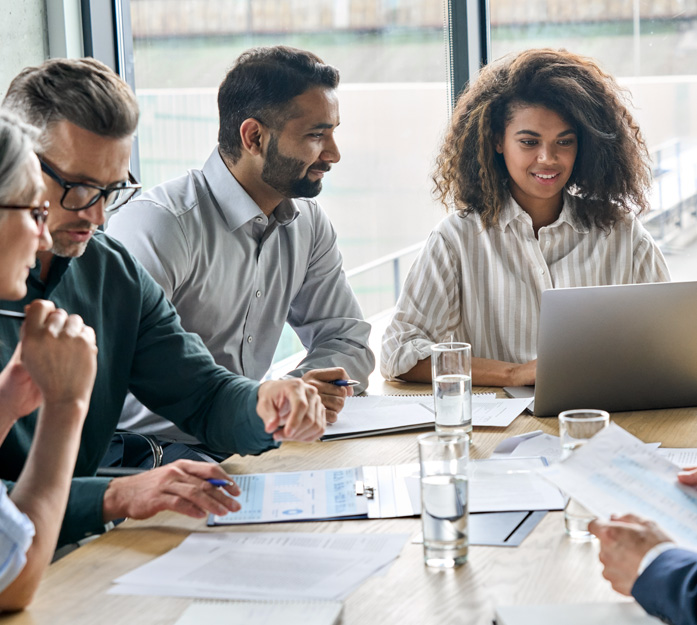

[526,281,697,416]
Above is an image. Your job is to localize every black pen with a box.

[331,379,360,387]
[0,309,25,321]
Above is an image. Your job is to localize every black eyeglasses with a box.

[40,159,141,212]
[0,201,49,229]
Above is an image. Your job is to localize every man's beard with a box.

[49,221,95,258]
[51,237,89,258]
[261,134,327,198]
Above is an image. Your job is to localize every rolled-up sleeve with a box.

[381,231,462,380]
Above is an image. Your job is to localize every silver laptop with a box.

[514,281,697,417]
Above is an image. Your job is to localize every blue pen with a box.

[331,379,360,387]
[207,479,232,487]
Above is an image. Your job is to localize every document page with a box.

[658,448,697,468]
[473,397,538,427]
[469,457,565,513]
[322,395,529,440]
[210,467,367,525]
[113,532,409,601]
[321,396,434,439]
[173,600,343,625]
[540,423,697,550]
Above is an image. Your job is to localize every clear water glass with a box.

[431,342,472,440]
[558,409,610,540]
[418,432,469,568]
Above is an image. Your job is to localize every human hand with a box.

[301,367,353,423]
[102,460,242,522]
[678,468,697,487]
[19,300,97,414]
[510,359,536,386]
[0,342,43,422]
[588,513,674,595]
[257,378,326,441]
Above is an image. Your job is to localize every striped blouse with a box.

[381,194,671,380]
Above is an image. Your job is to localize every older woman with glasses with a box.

[0,109,97,611]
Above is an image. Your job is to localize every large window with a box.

[490,1,697,281]
[126,0,454,364]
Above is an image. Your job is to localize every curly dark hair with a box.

[433,48,651,230]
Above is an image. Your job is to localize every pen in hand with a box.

[0,309,25,321]
[330,379,359,387]
[207,478,234,488]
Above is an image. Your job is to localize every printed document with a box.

[211,467,366,524]
[658,448,697,468]
[322,395,530,440]
[173,600,343,625]
[112,532,409,601]
[540,423,697,550]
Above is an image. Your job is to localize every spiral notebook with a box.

[322,393,527,440]
[173,599,343,625]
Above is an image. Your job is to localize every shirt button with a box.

[539,268,545,275]
[247,336,253,343]
[255,217,263,223]
[255,290,261,298]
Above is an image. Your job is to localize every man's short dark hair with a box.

[3,57,139,149]
[218,46,340,163]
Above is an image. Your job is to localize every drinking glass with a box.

[431,342,472,439]
[558,409,610,540]
[418,432,469,568]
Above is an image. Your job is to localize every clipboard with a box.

[208,458,563,525]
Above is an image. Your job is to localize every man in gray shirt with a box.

[107,46,374,463]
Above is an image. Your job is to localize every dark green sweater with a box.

[0,232,275,545]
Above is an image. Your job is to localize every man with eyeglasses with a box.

[0,57,326,548]
[106,46,373,465]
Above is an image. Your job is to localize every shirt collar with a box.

[201,147,301,233]
[496,191,589,235]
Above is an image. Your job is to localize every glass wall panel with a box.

[129,0,452,364]
[490,0,697,280]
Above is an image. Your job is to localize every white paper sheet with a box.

[540,423,697,550]
[172,600,343,625]
[492,431,562,463]
[469,457,565,513]
[210,467,366,524]
[322,394,528,440]
[473,397,534,427]
[112,532,409,601]
[321,396,434,439]
[658,448,697,468]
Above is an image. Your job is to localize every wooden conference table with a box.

[7,378,697,625]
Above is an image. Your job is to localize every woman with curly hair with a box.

[381,48,670,387]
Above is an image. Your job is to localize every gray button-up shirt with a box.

[107,147,374,443]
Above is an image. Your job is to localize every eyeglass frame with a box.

[0,201,50,229]
[39,158,141,212]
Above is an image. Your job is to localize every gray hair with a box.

[0,108,40,207]
[3,57,138,150]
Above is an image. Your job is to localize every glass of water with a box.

[418,432,469,568]
[431,342,472,440]
[558,409,610,540]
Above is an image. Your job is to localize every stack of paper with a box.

[321,394,531,440]
[110,532,409,601]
